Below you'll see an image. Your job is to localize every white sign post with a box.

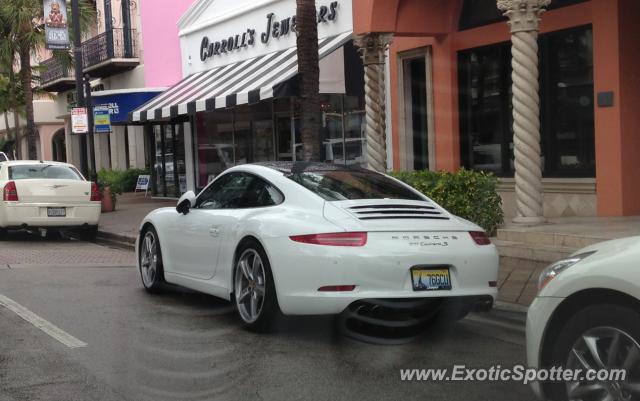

[71,107,88,134]
[135,174,151,197]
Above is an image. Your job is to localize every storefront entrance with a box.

[153,123,187,197]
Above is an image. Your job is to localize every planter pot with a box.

[101,186,116,213]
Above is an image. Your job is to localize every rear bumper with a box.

[263,233,499,315]
[0,202,101,228]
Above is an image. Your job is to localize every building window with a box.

[458,0,588,31]
[401,54,430,170]
[459,26,595,177]
[152,123,187,197]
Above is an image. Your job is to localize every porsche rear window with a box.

[288,170,424,201]
[9,165,83,180]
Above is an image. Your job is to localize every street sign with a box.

[43,0,70,50]
[93,107,111,133]
[71,107,88,134]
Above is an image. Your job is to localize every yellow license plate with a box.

[411,268,452,291]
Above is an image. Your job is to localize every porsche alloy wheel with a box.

[139,227,164,292]
[234,240,279,332]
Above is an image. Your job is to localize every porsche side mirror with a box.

[176,190,196,215]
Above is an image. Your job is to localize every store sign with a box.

[71,107,88,134]
[136,175,150,191]
[43,0,70,50]
[93,91,162,123]
[199,1,339,62]
[93,107,111,133]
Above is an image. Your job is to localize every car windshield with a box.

[8,164,83,180]
[288,170,424,201]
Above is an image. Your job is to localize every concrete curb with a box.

[96,230,136,251]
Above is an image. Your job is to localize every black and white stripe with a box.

[131,31,352,122]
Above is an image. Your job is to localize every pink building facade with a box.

[139,0,196,88]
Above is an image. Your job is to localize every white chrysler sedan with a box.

[0,160,102,240]
[527,237,640,401]
[137,162,499,332]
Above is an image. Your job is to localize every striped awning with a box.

[131,31,352,122]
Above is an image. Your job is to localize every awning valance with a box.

[131,31,352,122]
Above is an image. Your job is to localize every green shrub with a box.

[97,169,126,201]
[120,168,150,192]
[97,168,151,197]
[389,168,504,234]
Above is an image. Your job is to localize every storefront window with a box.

[151,123,188,197]
[196,111,234,187]
[403,56,429,170]
[541,28,595,175]
[153,125,165,196]
[234,103,274,165]
[164,125,176,196]
[459,26,594,178]
[194,94,365,189]
[342,96,365,165]
[459,45,512,175]
[274,98,295,161]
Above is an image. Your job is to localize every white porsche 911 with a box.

[137,162,499,332]
[0,160,102,240]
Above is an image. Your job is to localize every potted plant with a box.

[97,169,124,213]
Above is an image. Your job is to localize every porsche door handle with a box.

[209,227,220,237]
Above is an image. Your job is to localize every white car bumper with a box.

[526,295,565,399]
[263,232,499,315]
[0,202,101,228]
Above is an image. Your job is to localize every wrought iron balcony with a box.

[39,57,76,92]
[81,28,139,78]
[39,27,139,91]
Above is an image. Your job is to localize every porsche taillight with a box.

[3,181,18,201]
[289,232,368,247]
[90,182,101,202]
[469,231,491,245]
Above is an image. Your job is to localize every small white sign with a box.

[135,175,150,191]
[71,107,88,134]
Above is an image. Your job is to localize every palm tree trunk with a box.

[19,47,37,160]
[13,107,21,159]
[3,112,9,140]
[296,0,321,162]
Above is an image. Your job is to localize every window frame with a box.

[458,25,595,178]
[195,171,285,210]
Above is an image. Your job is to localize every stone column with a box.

[498,0,550,224]
[354,33,393,173]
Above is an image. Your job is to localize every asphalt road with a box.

[0,234,538,401]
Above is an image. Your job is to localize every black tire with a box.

[547,304,640,401]
[79,226,98,241]
[138,226,165,293]
[233,239,280,333]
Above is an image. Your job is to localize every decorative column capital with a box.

[497,0,551,33]
[353,33,393,66]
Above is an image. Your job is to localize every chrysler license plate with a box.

[47,207,66,217]
[411,267,452,291]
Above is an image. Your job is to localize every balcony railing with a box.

[40,57,74,83]
[82,28,138,71]
[40,28,139,89]
[38,57,75,92]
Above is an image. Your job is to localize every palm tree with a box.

[0,0,95,160]
[296,0,321,162]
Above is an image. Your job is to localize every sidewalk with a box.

[98,192,174,243]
